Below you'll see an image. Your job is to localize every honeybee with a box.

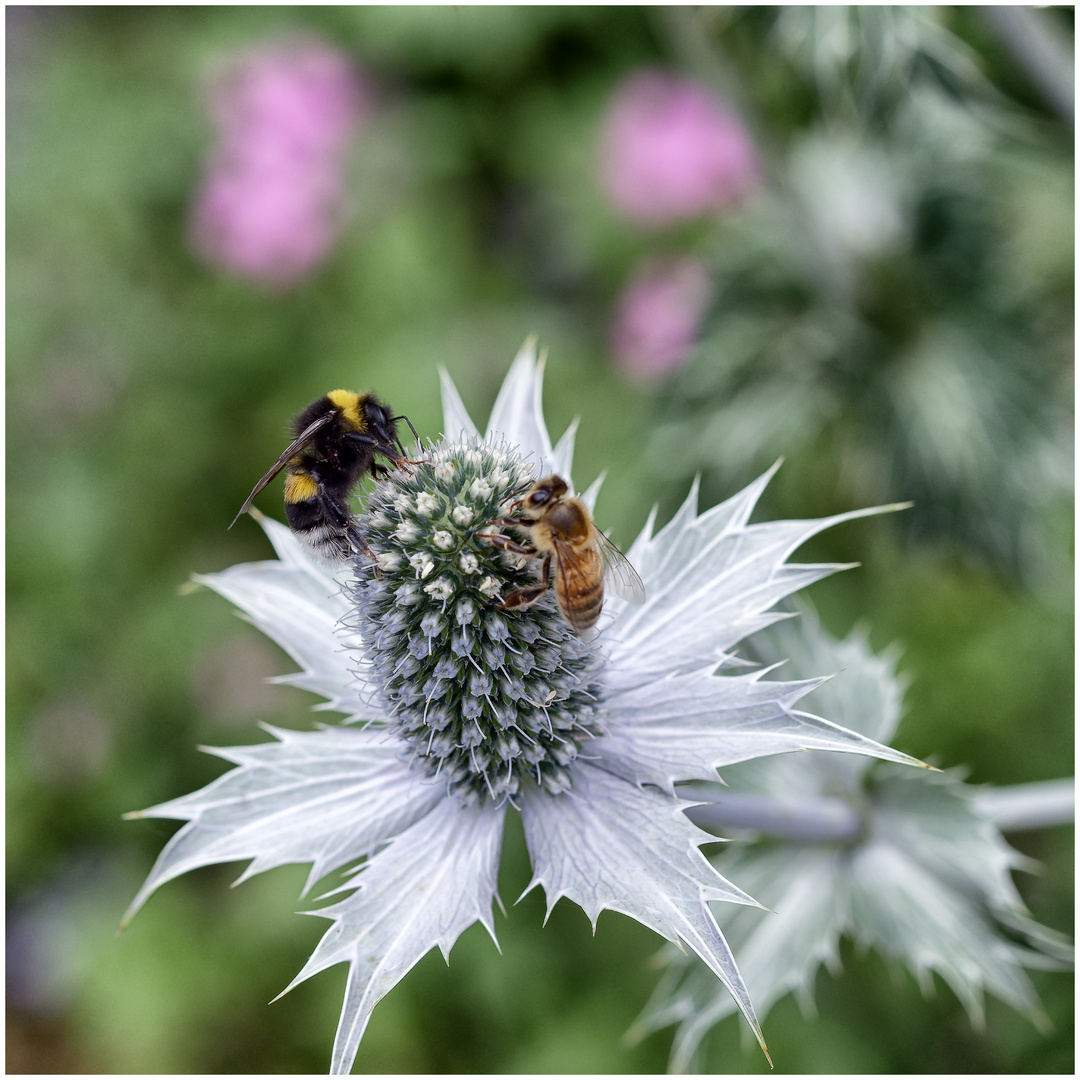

[481,474,645,635]
[230,390,418,568]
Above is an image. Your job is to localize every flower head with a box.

[611,256,712,380]
[190,38,371,288]
[125,340,923,1073]
[601,69,761,226]
[353,440,605,805]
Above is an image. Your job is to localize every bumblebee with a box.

[481,474,645,635]
[230,390,418,568]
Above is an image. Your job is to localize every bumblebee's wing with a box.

[228,413,335,529]
[596,531,646,605]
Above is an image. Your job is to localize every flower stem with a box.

[681,786,862,842]
[972,778,1075,832]
[682,778,1076,842]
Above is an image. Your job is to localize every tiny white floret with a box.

[416,492,440,517]
[422,576,455,601]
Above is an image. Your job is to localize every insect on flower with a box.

[480,473,646,634]
[229,390,419,567]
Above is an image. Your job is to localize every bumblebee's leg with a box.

[391,441,428,470]
[383,452,419,475]
[345,518,375,559]
[285,491,371,569]
[498,554,551,612]
[395,448,429,467]
[319,491,374,561]
[345,432,423,474]
[366,454,419,479]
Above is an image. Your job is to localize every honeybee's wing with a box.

[596,531,646,605]
[549,532,606,630]
[228,413,336,529]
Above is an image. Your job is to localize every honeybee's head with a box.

[524,475,569,511]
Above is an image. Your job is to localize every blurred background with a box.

[6,6,1073,1073]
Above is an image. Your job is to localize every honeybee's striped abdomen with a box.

[555,545,605,631]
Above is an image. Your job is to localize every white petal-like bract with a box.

[122,725,445,924]
[520,761,772,1062]
[283,796,506,1074]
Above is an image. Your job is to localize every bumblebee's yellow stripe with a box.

[326,389,367,433]
[284,472,320,504]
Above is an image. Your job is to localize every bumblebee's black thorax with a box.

[292,391,403,491]
[232,388,413,569]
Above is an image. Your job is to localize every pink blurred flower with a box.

[601,70,761,226]
[190,39,373,289]
[610,257,712,380]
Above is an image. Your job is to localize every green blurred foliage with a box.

[650,7,1073,578]
[7,5,1071,1074]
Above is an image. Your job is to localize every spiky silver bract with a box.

[125,339,924,1073]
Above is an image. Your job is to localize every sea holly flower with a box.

[635,606,1073,1072]
[124,340,926,1073]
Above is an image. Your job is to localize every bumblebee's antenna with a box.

[391,413,420,445]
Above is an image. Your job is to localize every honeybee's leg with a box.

[478,530,536,557]
[478,529,547,607]
[498,554,551,612]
